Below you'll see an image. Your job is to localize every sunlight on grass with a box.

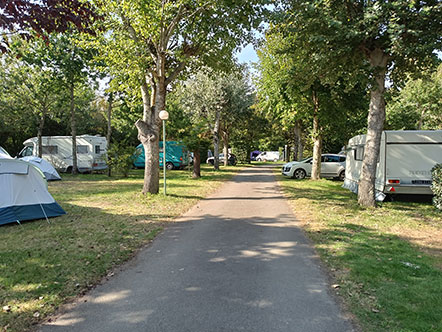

[0,165,238,332]
[277,174,442,332]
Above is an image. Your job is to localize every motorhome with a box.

[19,135,108,173]
[343,130,442,200]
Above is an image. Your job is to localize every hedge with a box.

[431,163,442,210]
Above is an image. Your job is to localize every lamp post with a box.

[159,110,169,195]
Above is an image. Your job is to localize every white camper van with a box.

[343,130,442,200]
[19,135,108,173]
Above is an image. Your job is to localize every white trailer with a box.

[19,135,108,173]
[343,130,442,200]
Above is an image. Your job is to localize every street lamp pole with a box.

[159,110,169,195]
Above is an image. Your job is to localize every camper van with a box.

[133,141,189,170]
[19,135,108,173]
[343,130,442,200]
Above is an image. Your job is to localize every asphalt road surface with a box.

[40,165,354,332]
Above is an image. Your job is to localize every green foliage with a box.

[107,143,137,177]
[0,42,105,154]
[387,64,442,130]
[255,25,369,155]
[431,164,442,211]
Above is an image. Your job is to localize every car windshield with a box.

[299,157,312,163]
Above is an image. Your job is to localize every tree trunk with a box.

[192,149,201,178]
[311,91,322,180]
[70,82,78,174]
[213,109,220,170]
[294,120,302,161]
[298,125,304,161]
[37,112,45,158]
[136,76,160,195]
[417,105,425,130]
[107,93,113,177]
[222,130,229,166]
[358,48,389,207]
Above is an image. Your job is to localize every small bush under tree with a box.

[107,144,137,177]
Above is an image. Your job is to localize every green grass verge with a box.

[277,175,442,332]
[0,165,238,332]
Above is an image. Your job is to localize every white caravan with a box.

[343,130,442,200]
[19,135,108,173]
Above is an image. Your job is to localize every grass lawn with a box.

[277,174,442,332]
[0,165,238,332]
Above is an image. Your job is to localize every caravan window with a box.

[77,145,88,154]
[95,145,101,154]
[42,145,58,155]
[355,146,364,161]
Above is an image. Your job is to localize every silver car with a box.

[282,154,346,180]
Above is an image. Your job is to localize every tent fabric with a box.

[0,202,65,225]
[20,156,61,181]
[0,158,65,226]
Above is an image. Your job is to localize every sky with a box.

[236,44,259,64]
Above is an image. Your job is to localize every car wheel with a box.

[166,162,174,170]
[338,170,345,181]
[209,159,214,165]
[273,158,278,162]
[293,168,306,179]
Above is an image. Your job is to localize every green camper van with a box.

[133,141,189,170]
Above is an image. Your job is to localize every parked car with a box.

[282,154,346,180]
[206,153,237,166]
[250,150,261,161]
[256,151,280,162]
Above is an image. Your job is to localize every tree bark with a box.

[358,48,389,207]
[221,129,229,166]
[294,120,302,161]
[192,149,201,178]
[311,91,322,180]
[37,111,45,158]
[213,109,220,170]
[417,105,425,130]
[106,93,113,177]
[136,76,160,195]
[70,81,78,174]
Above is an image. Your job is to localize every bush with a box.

[108,144,137,177]
[431,163,442,210]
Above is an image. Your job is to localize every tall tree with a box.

[284,0,442,206]
[94,0,270,193]
[0,56,59,157]
[31,32,97,173]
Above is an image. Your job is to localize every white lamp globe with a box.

[159,110,169,120]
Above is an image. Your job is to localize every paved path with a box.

[40,166,354,332]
